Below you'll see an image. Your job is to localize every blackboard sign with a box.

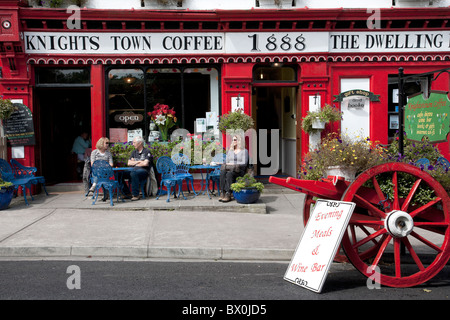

[4,103,35,146]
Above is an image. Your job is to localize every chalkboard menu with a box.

[3,103,35,146]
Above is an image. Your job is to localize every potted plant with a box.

[230,173,264,204]
[301,104,342,134]
[0,176,14,210]
[218,109,255,134]
[299,133,385,182]
[148,103,177,142]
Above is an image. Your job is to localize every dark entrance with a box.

[36,88,91,184]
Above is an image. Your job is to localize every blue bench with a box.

[0,159,48,205]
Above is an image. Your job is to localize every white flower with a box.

[155,114,166,126]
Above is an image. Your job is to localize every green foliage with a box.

[301,104,342,134]
[383,133,450,197]
[218,109,254,133]
[0,97,15,120]
[230,173,264,193]
[175,134,224,164]
[110,141,178,167]
[299,133,385,180]
[299,131,450,206]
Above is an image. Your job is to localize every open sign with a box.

[114,111,143,125]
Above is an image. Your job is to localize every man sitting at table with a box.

[123,136,153,201]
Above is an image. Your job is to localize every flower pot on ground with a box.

[0,182,14,210]
[230,173,264,204]
[301,104,342,135]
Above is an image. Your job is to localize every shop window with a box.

[253,65,296,82]
[387,75,429,142]
[107,66,220,142]
[107,68,145,138]
[146,67,219,134]
[36,68,90,85]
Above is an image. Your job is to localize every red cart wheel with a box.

[341,162,450,288]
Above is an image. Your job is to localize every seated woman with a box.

[88,137,114,194]
[219,135,249,203]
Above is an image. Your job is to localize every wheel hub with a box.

[384,210,414,238]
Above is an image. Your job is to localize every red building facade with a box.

[0,1,449,183]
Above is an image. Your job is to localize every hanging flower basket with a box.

[311,118,326,130]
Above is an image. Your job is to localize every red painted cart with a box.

[270,162,450,288]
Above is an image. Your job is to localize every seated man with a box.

[123,136,153,201]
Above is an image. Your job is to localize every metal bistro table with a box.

[112,167,135,196]
[189,164,220,199]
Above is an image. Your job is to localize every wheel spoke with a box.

[401,178,422,212]
[394,238,402,278]
[392,171,400,210]
[359,225,381,246]
[352,228,387,250]
[410,231,442,253]
[402,237,425,271]
[410,197,442,218]
[415,221,448,228]
[371,235,392,268]
[354,194,387,219]
[372,176,388,211]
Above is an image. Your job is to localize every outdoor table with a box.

[113,167,135,195]
[189,164,220,199]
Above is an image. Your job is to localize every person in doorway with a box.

[219,135,249,203]
[72,131,91,179]
[72,131,91,162]
[123,136,153,201]
[88,137,114,194]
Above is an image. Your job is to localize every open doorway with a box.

[253,86,297,177]
[36,88,91,184]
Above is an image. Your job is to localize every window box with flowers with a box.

[301,104,342,135]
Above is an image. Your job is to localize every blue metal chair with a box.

[155,156,185,202]
[436,157,450,170]
[171,153,197,195]
[0,159,48,206]
[90,160,123,206]
[209,153,226,195]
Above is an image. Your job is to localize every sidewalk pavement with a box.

[0,185,307,261]
[0,184,443,263]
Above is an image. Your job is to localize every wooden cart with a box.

[269,162,450,288]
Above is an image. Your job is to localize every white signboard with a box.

[127,129,143,142]
[231,96,244,112]
[23,31,449,55]
[284,199,355,293]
